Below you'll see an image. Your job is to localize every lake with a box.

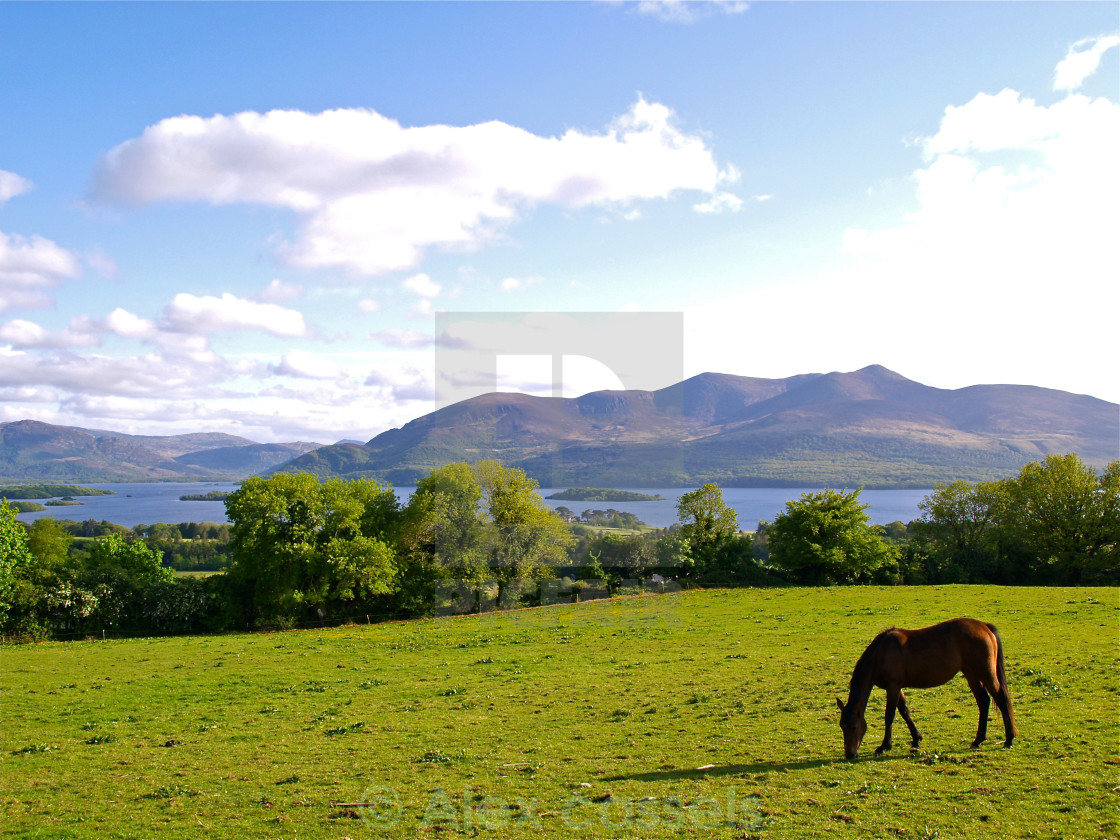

[12,482,934,530]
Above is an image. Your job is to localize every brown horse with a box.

[836,617,1018,759]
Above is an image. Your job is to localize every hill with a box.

[276,365,1118,487]
[0,420,323,482]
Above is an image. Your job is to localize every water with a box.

[12,482,933,529]
[538,487,932,530]
[12,482,241,528]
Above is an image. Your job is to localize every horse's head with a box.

[836,697,866,760]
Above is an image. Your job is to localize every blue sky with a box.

[1,1,1117,443]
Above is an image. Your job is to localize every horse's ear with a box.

[836,697,844,712]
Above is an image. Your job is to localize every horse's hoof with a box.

[874,745,890,756]
[1003,739,1014,749]
[970,740,984,749]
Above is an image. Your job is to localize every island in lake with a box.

[0,484,114,500]
[179,490,231,502]
[546,488,666,502]
[8,501,46,512]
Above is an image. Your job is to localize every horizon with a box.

[3,361,1115,447]
[1,2,1117,444]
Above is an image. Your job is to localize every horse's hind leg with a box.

[991,686,1016,748]
[967,677,990,748]
[897,690,922,749]
[982,674,1017,748]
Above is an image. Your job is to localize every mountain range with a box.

[276,365,1119,488]
[4,366,1116,487]
[0,421,322,482]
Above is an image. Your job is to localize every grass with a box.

[1,586,1116,839]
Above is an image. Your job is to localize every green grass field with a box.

[2,586,1116,840]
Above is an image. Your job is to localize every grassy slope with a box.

[1,586,1116,840]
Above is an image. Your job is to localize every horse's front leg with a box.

[897,690,922,749]
[875,687,899,755]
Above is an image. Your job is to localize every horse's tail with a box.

[987,622,1019,737]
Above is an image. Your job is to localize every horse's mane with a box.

[850,627,897,690]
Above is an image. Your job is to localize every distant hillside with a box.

[0,420,323,482]
[275,365,1119,488]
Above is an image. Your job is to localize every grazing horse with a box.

[836,617,1018,759]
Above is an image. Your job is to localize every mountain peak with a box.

[277,367,1118,487]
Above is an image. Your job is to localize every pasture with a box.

[2,585,1116,839]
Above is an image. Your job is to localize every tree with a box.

[142,577,214,635]
[225,474,400,627]
[1,499,32,623]
[912,480,1006,583]
[399,462,491,614]
[1001,454,1119,583]
[403,463,487,576]
[400,461,572,613]
[76,533,175,632]
[654,529,692,575]
[911,456,1119,585]
[475,460,572,603]
[1,508,84,638]
[675,483,739,572]
[27,517,73,570]
[86,533,174,587]
[767,489,897,584]
[581,532,656,582]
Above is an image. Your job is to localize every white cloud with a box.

[103,307,158,339]
[0,230,82,313]
[357,298,381,314]
[0,304,437,443]
[410,298,436,319]
[19,383,427,444]
[256,278,303,303]
[91,99,735,276]
[0,386,57,404]
[693,191,743,214]
[59,393,211,424]
[499,275,543,292]
[1054,33,1120,92]
[69,308,218,364]
[16,293,313,364]
[695,74,1119,402]
[403,272,441,298]
[0,318,99,349]
[370,328,432,349]
[846,87,1119,264]
[364,366,433,402]
[269,349,342,380]
[83,247,118,280]
[162,292,309,337]
[0,170,33,206]
[919,88,1101,159]
[0,347,236,399]
[634,1,749,24]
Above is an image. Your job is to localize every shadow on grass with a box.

[601,755,842,782]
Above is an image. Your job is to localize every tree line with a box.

[1,454,1115,641]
